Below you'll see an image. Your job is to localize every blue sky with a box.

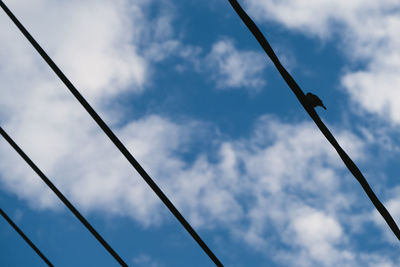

[1,0,400,266]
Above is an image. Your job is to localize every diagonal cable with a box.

[0,127,128,266]
[0,1,223,265]
[227,0,400,241]
[1,208,54,267]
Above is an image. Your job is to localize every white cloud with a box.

[1,95,395,265]
[0,0,185,223]
[288,207,351,266]
[223,117,361,266]
[205,38,267,90]
[1,1,399,265]
[371,186,400,243]
[0,0,188,106]
[133,253,163,267]
[0,0,151,102]
[244,0,400,124]
[244,0,398,39]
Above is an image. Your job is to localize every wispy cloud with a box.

[204,38,267,90]
[133,253,163,267]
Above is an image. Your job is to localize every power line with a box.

[0,127,128,266]
[227,0,400,241]
[0,1,223,265]
[0,208,54,267]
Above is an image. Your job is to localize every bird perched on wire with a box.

[305,92,326,110]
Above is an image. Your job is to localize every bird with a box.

[305,92,326,110]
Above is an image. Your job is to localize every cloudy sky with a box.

[1,0,400,266]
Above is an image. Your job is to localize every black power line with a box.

[227,0,400,241]
[0,127,128,266]
[0,208,54,267]
[0,1,223,265]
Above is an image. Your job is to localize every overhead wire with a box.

[227,0,400,241]
[0,1,223,265]
[0,208,54,267]
[0,127,128,267]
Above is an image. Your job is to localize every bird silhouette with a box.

[305,92,326,110]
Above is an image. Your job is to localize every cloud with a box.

[371,186,400,243]
[244,0,398,39]
[133,253,163,267]
[0,0,185,222]
[0,0,188,106]
[243,0,400,125]
[0,0,152,103]
[1,95,396,265]
[287,207,346,266]
[167,37,268,91]
[204,38,267,90]
[222,117,360,266]
[1,1,399,265]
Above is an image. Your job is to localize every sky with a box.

[1,0,400,266]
